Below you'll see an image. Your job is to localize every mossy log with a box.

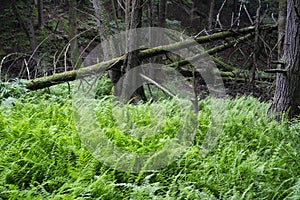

[26,25,276,90]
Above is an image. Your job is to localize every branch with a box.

[139,73,175,98]
[167,33,254,69]
[264,69,287,74]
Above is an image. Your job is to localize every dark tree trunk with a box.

[92,0,122,86]
[208,0,215,29]
[116,0,124,18]
[69,0,82,69]
[111,0,120,29]
[250,0,261,84]
[121,0,147,102]
[158,0,166,28]
[147,0,153,27]
[37,0,44,29]
[13,2,36,52]
[269,0,300,120]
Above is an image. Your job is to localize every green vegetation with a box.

[0,80,300,199]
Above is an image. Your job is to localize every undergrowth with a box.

[0,83,299,199]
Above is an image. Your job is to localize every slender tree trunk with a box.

[269,0,300,120]
[121,0,146,102]
[208,0,215,29]
[277,0,287,58]
[92,0,111,56]
[116,0,123,18]
[250,0,261,84]
[148,0,153,27]
[24,1,36,52]
[37,0,44,29]
[111,0,120,29]
[158,0,166,28]
[69,0,82,69]
[92,0,122,86]
[233,0,238,19]
[13,2,36,52]
[26,18,36,52]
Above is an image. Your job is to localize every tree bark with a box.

[37,0,44,29]
[278,0,287,59]
[158,0,166,28]
[269,0,300,120]
[111,0,120,29]
[92,0,111,57]
[208,0,215,29]
[250,0,261,84]
[69,0,82,69]
[13,2,36,52]
[120,0,147,102]
[92,0,122,87]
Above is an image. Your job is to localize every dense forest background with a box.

[0,0,279,100]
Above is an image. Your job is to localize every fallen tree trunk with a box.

[26,25,275,90]
[167,33,253,69]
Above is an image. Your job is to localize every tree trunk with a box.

[208,0,215,29]
[13,2,36,52]
[148,0,153,27]
[92,0,122,86]
[111,0,120,29]
[121,0,147,102]
[92,0,111,57]
[277,0,287,58]
[37,0,44,29]
[250,0,261,84]
[116,0,123,18]
[69,0,82,69]
[158,0,166,28]
[269,0,300,120]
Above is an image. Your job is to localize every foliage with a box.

[0,79,28,107]
[95,74,113,98]
[0,95,299,199]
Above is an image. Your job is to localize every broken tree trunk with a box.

[26,25,275,90]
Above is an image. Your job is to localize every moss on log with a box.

[26,25,276,90]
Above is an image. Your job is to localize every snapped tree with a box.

[25,26,263,90]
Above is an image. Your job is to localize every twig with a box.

[0,53,27,80]
[53,51,58,74]
[27,34,52,66]
[243,4,254,25]
[53,26,95,70]
[216,0,227,29]
[24,59,30,80]
[264,69,287,74]
[139,73,175,98]
[64,43,71,72]
[237,2,243,27]
[271,60,286,66]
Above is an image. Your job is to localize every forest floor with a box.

[0,81,299,199]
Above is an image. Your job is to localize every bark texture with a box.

[121,0,146,102]
[37,0,44,29]
[208,0,215,29]
[158,0,166,28]
[69,0,82,69]
[92,0,122,86]
[269,0,300,119]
